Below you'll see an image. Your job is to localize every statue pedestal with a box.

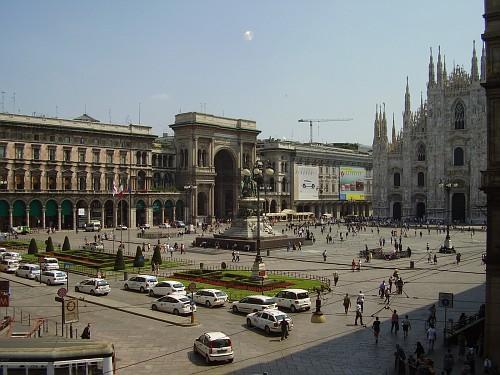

[251,259,267,281]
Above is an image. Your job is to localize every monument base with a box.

[251,259,267,280]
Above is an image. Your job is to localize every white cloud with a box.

[151,93,170,101]
[243,30,253,41]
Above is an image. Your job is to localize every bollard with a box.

[56,322,58,336]
[38,326,41,337]
[20,310,23,324]
[70,323,73,338]
[28,314,31,326]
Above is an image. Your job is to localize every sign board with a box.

[57,288,67,298]
[439,292,454,308]
[187,282,197,292]
[294,165,319,201]
[78,208,85,216]
[0,281,9,294]
[64,298,79,324]
[0,293,9,307]
[339,166,366,201]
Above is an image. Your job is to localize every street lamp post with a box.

[439,179,458,251]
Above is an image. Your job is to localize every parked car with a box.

[193,332,234,364]
[0,247,7,254]
[85,223,101,232]
[16,263,41,279]
[115,225,128,230]
[0,259,19,273]
[274,289,311,312]
[193,289,228,308]
[123,275,158,293]
[1,252,22,262]
[83,242,104,252]
[139,223,151,230]
[149,280,186,297]
[36,270,67,285]
[302,180,315,189]
[40,257,60,271]
[173,220,186,228]
[75,278,111,296]
[12,226,30,234]
[231,295,277,314]
[158,223,171,229]
[151,294,196,315]
[246,309,294,335]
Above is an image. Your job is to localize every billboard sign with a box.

[294,165,319,201]
[339,166,366,201]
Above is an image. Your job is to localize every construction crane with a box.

[298,118,353,143]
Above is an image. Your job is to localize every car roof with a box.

[134,274,157,278]
[84,278,106,282]
[280,288,308,293]
[261,308,288,316]
[198,288,224,293]
[20,263,38,267]
[204,332,230,340]
[245,295,274,300]
[43,257,58,261]
[160,280,182,284]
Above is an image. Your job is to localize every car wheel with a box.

[90,289,95,295]
[205,300,211,308]
[149,290,155,297]
[124,284,129,290]
[246,318,252,328]
[290,305,297,313]
[228,358,234,363]
[265,326,271,335]
[205,354,211,364]
[47,279,52,285]
[152,304,158,311]
[232,305,238,313]
[140,286,145,293]
[173,309,179,315]
[75,286,79,292]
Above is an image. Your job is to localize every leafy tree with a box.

[62,236,71,251]
[45,236,54,252]
[134,246,145,267]
[152,244,162,266]
[28,238,38,255]
[114,249,125,271]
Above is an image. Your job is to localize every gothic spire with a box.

[374,104,380,139]
[481,41,486,81]
[382,103,388,142]
[428,47,435,87]
[391,113,396,144]
[471,40,479,81]
[420,92,424,111]
[443,55,448,83]
[437,46,443,85]
[404,77,411,114]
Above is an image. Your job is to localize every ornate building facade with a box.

[372,42,487,224]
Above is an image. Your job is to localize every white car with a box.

[159,223,171,228]
[83,242,104,252]
[0,247,6,254]
[40,257,60,271]
[1,252,22,262]
[246,309,294,335]
[75,278,111,296]
[231,295,278,314]
[151,294,197,315]
[193,289,228,308]
[0,259,19,273]
[193,332,234,364]
[274,289,311,312]
[16,263,41,279]
[36,270,67,285]
[124,275,158,293]
[149,280,186,297]
[139,224,151,230]
[116,225,128,230]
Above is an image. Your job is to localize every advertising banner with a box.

[294,165,319,201]
[339,166,366,201]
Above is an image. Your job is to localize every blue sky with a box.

[0,1,484,145]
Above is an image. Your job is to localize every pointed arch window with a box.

[417,144,426,161]
[417,172,425,187]
[393,172,401,187]
[454,147,464,166]
[454,102,465,129]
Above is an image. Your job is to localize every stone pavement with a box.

[2,223,487,374]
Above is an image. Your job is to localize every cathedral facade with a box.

[372,42,487,224]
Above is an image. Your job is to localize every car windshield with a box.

[262,298,275,305]
[173,283,184,288]
[215,292,227,297]
[146,277,157,283]
[46,259,57,263]
[211,339,231,348]
[56,272,65,277]
[297,292,309,299]
[179,297,190,303]
[97,281,109,286]
[274,314,287,322]
[32,266,40,270]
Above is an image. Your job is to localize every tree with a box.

[152,244,162,266]
[45,236,54,252]
[134,246,145,267]
[28,238,38,255]
[62,236,71,252]
[114,249,125,271]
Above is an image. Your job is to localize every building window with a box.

[48,148,56,161]
[393,172,401,187]
[417,144,426,161]
[454,147,464,166]
[417,172,425,187]
[49,135,55,142]
[15,173,24,190]
[78,176,86,191]
[33,134,39,141]
[92,150,100,163]
[454,102,465,129]
[120,152,127,165]
[32,147,40,161]
[106,175,114,191]
[106,151,113,164]
[48,175,56,190]
[92,174,101,191]
[63,176,72,190]
[31,175,41,191]
[0,144,6,159]
[15,145,24,159]
[0,172,7,190]
[78,149,86,162]
[63,149,71,162]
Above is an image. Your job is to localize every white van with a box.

[1,252,22,262]
[16,264,41,279]
[85,223,101,232]
[274,289,311,312]
[41,257,60,271]
[0,259,19,273]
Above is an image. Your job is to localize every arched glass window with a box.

[454,147,464,166]
[417,144,426,161]
[455,102,465,129]
[393,172,401,187]
[417,172,425,187]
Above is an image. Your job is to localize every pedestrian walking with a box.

[333,271,339,286]
[343,293,351,314]
[484,357,493,374]
[428,252,432,264]
[415,341,425,359]
[433,253,437,264]
[351,258,356,272]
[391,310,399,334]
[356,291,365,313]
[280,318,289,341]
[379,280,386,298]
[236,251,240,262]
[231,250,236,262]
[355,304,364,326]
[388,276,393,293]
[426,325,437,352]
[456,252,461,265]
[384,287,391,305]
[402,315,411,339]
[81,323,91,339]
[443,348,455,375]
[322,250,327,262]
[372,316,381,344]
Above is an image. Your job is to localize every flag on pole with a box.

[113,182,124,198]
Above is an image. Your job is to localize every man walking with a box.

[426,325,437,352]
[357,291,365,313]
[333,271,339,286]
[322,250,327,262]
[402,315,411,339]
[280,318,289,341]
[81,323,91,339]
[391,309,399,334]
[355,303,364,326]
[372,316,381,344]
[343,293,351,314]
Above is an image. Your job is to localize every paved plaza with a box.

[3,223,486,374]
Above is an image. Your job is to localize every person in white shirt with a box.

[426,325,437,352]
[357,291,365,312]
[355,304,363,326]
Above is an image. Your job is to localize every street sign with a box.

[187,282,197,292]
[0,293,9,307]
[439,292,454,308]
[0,281,9,294]
[64,298,79,324]
[64,262,73,268]
[57,288,67,298]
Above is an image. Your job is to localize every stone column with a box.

[113,203,118,228]
[161,206,165,224]
[58,205,62,230]
[9,209,13,229]
[42,207,46,229]
[25,209,30,227]
[73,209,77,231]
[101,205,105,227]
[173,206,176,221]
[193,137,198,167]
[130,208,137,228]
